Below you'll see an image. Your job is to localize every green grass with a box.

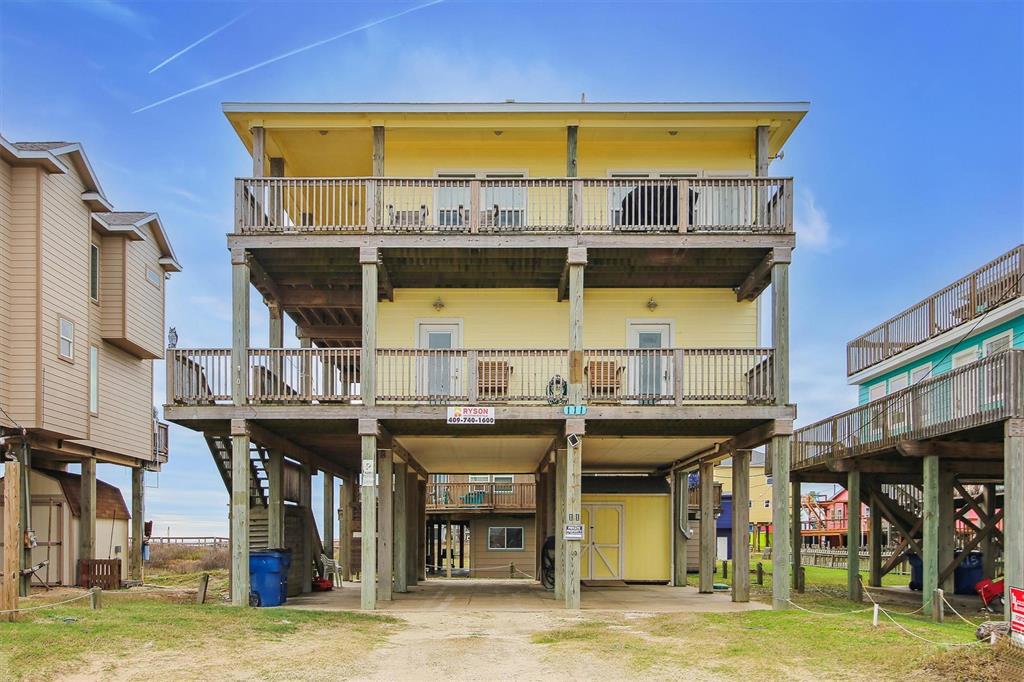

[686,554,910,591]
[0,592,398,681]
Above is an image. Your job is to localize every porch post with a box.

[300,464,312,593]
[323,472,335,572]
[359,420,378,609]
[79,458,97,582]
[378,448,394,600]
[267,450,284,548]
[922,455,940,616]
[407,471,419,586]
[771,435,792,609]
[417,479,427,581]
[564,420,583,610]
[394,462,408,593]
[938,470,956,593]
[268,302,283,348]
[1004,419,1024,621]
[231,249,250,406]
[340,477,353,580]
[229,420,250,606]
[130,467,145,582]
[847,470,862,602]
[869,490,883,587]
[554,448,567,601]
[732,451,751,602]
[361,248,378,407]
[981,483,997,580]
[698,460,714,594]
[251,126,265,177]
[792,479,802,591]
[18,447,30,596]
[567,248,587,406]
[672,470,689,587]
[446,517,453,578]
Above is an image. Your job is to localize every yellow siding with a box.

[715,465,773,524]
[582,493,670,582]
[123,224,165,358]
[377,288,756,348]
[38,165,91,438]
[6,167,41,427]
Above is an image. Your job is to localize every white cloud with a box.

[794,188,834,252]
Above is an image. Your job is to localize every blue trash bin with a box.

[273,548,292,604]
[250,550,285,607]
[907,553,922,591]
[954,551,983,595]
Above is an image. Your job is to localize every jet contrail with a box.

[149,10,252,74]
[133,0,445,114]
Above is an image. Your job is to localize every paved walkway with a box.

[285,578,769,613]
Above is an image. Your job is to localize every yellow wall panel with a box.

[582,493,670,582]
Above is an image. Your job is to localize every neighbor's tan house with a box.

[0,135,178,589]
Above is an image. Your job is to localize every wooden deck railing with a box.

[167,347,774,406]
[235,176,793,235]
[793,350,1023,471]
[153,422,169,462]
[426,482,536,510]
[847,245,1023,376]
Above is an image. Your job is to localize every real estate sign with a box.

[1011,586,1024,646]
[446,406,495,425]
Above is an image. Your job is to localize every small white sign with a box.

[446,406,495,425]
[564,523,584,541]
[362,460,375,475]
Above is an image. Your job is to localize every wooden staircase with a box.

[204,435,270,508]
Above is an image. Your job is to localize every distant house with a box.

[0,469,130,585]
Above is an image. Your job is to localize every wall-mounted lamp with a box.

[667,130,679,136]
[646,297,658,312]
[494,130,504,136]
[432,297,446,311]
[318,130,328,136]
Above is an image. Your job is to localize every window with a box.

[89,244,100,301]
[493,474,514,494]
[888,373,910,429]
[910,364,932,385]
[868,383,886,402]
[911,364,933,424]
[983,332,1014,403]
[58,318,75,360]
[433,474,449,484]
[435,172,527,227]
[984,332,1013,358]
[763,500,771,508]
[146,267,162,288]
[89,346,99,414]
[952,348,980,369]
[487,526,524,550]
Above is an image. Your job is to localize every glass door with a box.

[418,323,461,401]
[628,323,671,403]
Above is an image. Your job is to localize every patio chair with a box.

[478,360,511,400]
[586,360,623,402]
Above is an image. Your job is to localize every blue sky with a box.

[1,0,1022,534]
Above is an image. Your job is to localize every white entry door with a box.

[418,323,462,400]
[628,323,672,403]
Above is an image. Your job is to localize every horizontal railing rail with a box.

[235,176,793,235]
[793,349,1023,471]
[153,422,169,461]
[847,245,1023,376]
[168,347,775,406]
[425,482,536,510]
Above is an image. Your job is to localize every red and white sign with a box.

[1010,586,1024,644]
[446,406,495,425]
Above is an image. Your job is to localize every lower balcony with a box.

[167,346,775,407]
[425,481,536,512]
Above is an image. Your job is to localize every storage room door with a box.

[581,503,624,580]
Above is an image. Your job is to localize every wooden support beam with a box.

[921,455,939,616]
[417,478,427,582]
[868,490,883,587]
[847,471,862,602]
[279,289,362,308]
[79,458,97,580]
[17,445,29,596]
[244,421,347,479]
[446,517,453,578]
[981,483,997,580]
[267,449,284,547]
[736,248,789,302]
[791,479,802,592]
[770,436,792,609]
[268,303,283,348]
[230,425,250,606]
[672,469,689,587]
[771,261,790,405]
[554,448,566,601]
[2,445,22,621]
[699,460,715,593]
[393,462,408,593]
[564,432,582,609]
[295,325,361,342]
[938,471,955,593]
[377,448,393,601]
[251,126,265,177]
[300,464,313,594]
[130,467,144,582]
[567,248,586,406]
[246,255,284,307]
[1005,419,1024,621]
[231,249,250,406]
[732,450,751,602]
[372,126,385,176]
[323,472,335,572]
[361,248,378,407]
[897,441,1003,459]
[755,125,771,176]
[360,434,377,609]
[406,470,419,586]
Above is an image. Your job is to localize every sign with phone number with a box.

[446,406,495,425]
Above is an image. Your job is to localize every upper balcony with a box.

[235,176,793,237]
[847,245,1023,378]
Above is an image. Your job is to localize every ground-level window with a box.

[89,346,99,414]
[58,317,75,361]
[487,526,524,550]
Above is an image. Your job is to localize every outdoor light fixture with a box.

[494,130,504,136]
[668,130,679,136]
[646,297,658,311]
[319,130,328,136]
[432,297,445,311]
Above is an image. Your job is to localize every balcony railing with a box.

[847,245,1023,376]
[793,350,1023,471]
[426,482,535,511]
[235,176,793,235]
[153,421,169,463]
[167,347,775,407]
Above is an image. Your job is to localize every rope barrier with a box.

[860,581,927,615]
[785,599,874,616]
[0,590,94,614]
[874,605,987,648]
[941,591,986,626]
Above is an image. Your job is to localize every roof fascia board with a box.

[222,101,810,115]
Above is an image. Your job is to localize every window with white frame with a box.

[436,172,527,227]
[146,267,162,288]
[89,346,99,414]
[983,332,1014,403]
[58,318,75,361]
[468,474,491,492]
[492,474,514,494]
[433,474,449,484]
[90,243,100,302]
[888,373,909,429]
[487,526,524,550]
[911,364,933,424]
